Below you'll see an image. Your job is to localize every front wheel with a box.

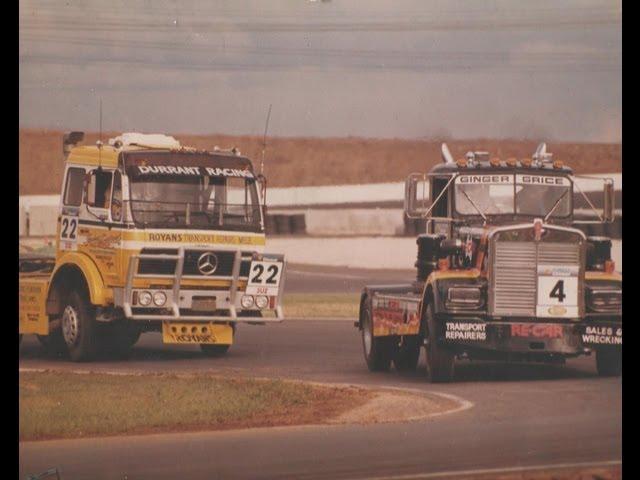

[61,290,98,362]
[393,336,421,372]
[423,301,455,383]
[596,348,622,377]
[361,296,393,372]
[200,324,234,357]
[200,343,231,357]
[100,322,142,359]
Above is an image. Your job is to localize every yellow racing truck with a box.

[19,132,285,361]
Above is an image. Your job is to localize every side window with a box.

[432,177,449,218]
[86,170,113,209]
[111,171,123,222]
[63,168,86,206]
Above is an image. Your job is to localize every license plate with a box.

[162,322,233,345]
[192,297,217,312]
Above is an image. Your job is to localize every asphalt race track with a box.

[19,265,622,479]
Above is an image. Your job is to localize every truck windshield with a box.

[129,175,262,232]
[454,173,571,218]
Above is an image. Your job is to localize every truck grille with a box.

[138,248,252,278]
[492,242,537,316]
[490,232,583,317]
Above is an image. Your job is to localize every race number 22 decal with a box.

[246,260,283,296]
[536,265,579,318]
[59,215,78,250]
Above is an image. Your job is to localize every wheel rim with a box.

[363,309,373,356]
[62,305,80,346]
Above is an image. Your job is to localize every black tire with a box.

[200,324,234,357]
[100,322,141,359]
[596,348,622,377]
[423,301,455,383]
[200,343,231,357]
[60,290,98,362]
[361,296,393,372]
[393,336,421,372]
[37,331,67,356]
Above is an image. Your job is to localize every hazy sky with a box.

[19,0,621,142]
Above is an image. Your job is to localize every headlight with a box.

[153,291,167,306]
[255,295,269,309]
[241,295,255,309]
[587,289,622,313]
[446,287,483,308]
[138,291,152,307]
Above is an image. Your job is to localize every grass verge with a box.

[19,371,372,441]
[283,293,360,318]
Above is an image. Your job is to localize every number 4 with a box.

[550,280,566,302]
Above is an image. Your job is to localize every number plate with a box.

[246,260,283,296]
[536,265,579,318]
[162,322,233,345]
[59,215,79,251]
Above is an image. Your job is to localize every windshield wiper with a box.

[543,188,570,222]
[460,189,487,222]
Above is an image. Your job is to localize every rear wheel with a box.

[393,336,421,372]
[61,290,98,362]
[596,348,622,377]
[361,296,392,372]
[423,301,455,383]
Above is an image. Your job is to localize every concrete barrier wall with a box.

[27,205,59,237]
[306,209,404,236]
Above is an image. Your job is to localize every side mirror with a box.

[404,173,430,218]
[603,178,615,223]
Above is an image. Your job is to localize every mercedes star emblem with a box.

[197,252,218,276]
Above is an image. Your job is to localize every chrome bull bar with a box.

[122,247,285,322]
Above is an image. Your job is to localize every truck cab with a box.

[19,132,286,361]
[357,143,621,382]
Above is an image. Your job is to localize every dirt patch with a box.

[20,129,621,195]
[330,389,462,425]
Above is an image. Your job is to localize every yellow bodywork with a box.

[19,277,50,335]
[19,141,271,344]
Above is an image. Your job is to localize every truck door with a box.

[78,168,121,286]
[110,170,125,283]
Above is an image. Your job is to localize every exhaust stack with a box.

[441,143,455,164]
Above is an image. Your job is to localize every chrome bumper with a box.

[119,247,285,322]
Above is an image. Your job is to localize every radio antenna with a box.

[260,104,272,175]
[97,98,103,169]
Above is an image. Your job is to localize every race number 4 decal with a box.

[549,280,566,302]
[536,265,578,318]
[246,260,283,296]
[59,215,78,251]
